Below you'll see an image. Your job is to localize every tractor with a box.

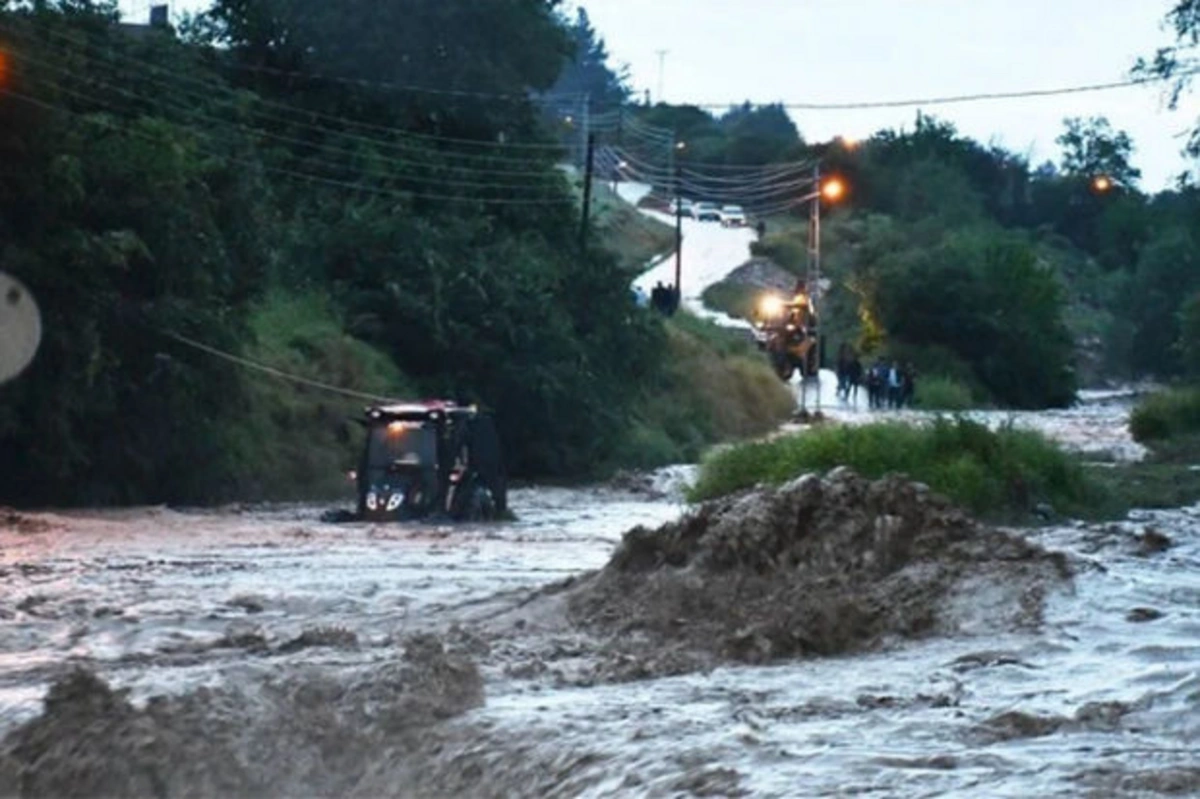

[352,401,507,522]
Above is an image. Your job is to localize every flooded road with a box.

[1,397,1198,797]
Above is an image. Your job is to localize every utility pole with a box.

[808,163,821,307]
[674,163,683,307]
[808,162,823,391]
[580,132,596,250]
[655,49,668,104]
[579,93,590,169]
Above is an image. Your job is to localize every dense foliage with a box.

[0,1,780,506]
[690,418,1109,522]
[1129,388,1200,443]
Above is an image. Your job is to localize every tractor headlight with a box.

[366,491,378,511]
[386,492,403,511]
[758,294,784,318]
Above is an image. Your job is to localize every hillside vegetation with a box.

[0,1,782,505]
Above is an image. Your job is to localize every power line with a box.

[0,18,574,154]
[0,87,577,206]
[684,69,1200,111]
[5,41,572,190]
[162,329,400,404]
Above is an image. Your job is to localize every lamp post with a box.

[797,169,846,309]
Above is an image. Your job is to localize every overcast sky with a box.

[573,0,1199,191]
[123,0,1199,191]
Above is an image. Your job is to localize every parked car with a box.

[720,205,747,227]
[694,201,722,222]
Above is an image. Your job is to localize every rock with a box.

[1126,607,1164,623]
[1135,526,1172,555]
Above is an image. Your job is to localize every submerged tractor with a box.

[355,401,507,522]
[752,286,821,382]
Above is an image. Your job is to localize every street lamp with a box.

[1092,175,1113,193]
[799,170,847,314]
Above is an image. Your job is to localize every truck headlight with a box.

[386,492,403,511]
[366,491,378,511]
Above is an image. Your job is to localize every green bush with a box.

[700,280,759,322]
[914,375,975,411]
[224,292,413,501]
[690,417,1107,521]
[1129,388,1200,443]
[610,313,794,472]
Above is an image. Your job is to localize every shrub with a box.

[1129,388,1200,443]
[914,376,975,411]
[690,417,1106,521]
[700,281,759,322]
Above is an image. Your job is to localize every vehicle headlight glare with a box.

[366,491,378,511]
[759,294,784,318]
[386,493,403,511]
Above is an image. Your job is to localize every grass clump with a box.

[611,312,794,470]
[690,417,1109,522]
[914,375,975,411]
[1090,461,1200,511]
[225,291,412,501]
[700,280,758,322]
[592,184,676,274]
[1129,388,1200,443]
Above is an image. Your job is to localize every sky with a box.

[122,0,1200,191]
[572,0,1199,191]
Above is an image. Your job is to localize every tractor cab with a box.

[753,289,821,381]
[356,401,506,522]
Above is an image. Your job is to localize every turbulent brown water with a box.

[1,399,1198,797]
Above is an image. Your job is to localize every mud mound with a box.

[0,509,56,535]
[567,469,1070,676]
[0,634,482,798]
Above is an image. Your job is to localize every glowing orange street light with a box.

[822,177,846,201]
[1092,175,1113,192]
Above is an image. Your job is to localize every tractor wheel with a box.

[470,486,497,521]
[456,481,497,522]
[772,354,795,382]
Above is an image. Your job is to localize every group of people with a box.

[836,345,917,409]
[649,282,680,316]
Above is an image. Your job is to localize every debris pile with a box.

[567,469,1071,676]
[0,634,481,798]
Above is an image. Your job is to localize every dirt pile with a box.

[0,509,56,535]
[0,634,482,798]
[567,469,1071,677]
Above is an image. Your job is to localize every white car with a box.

[719,205,747,227]
[693,201,722,222]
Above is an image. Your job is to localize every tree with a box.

[1136,1,1200,172]
[716,103,803,165]
[1179,291,1200,379]
[872,227,1076,408]
[546,8,630,112]
[1056,116,1141,187]
[1126,227,1200,377]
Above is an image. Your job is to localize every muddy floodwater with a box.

[1,396,1198,797]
